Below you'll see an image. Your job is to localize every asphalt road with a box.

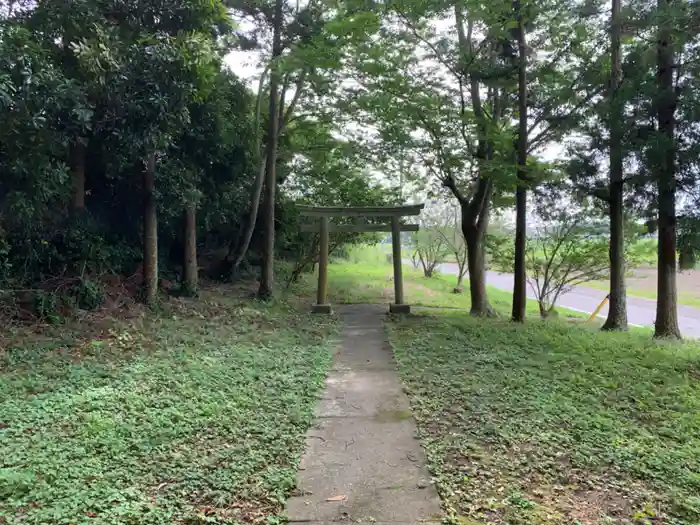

[437,262,700,338]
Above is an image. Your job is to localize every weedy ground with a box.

[388,312,700,525]
[0,283,338,525]
[320,252,700,525]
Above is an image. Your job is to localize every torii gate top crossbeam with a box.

[297,204,424,217]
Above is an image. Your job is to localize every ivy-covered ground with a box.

[322,252,700,524]
[387,313,700,525]
[0,285,337,525]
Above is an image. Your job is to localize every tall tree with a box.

[258,0,284,299]
[653,0,681,338]
[511,0,528,323]
[602,0,628,330]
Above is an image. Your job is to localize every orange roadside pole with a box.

[588,294,610,322]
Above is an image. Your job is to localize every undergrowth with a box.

[388,312,700,525]
[0,284,338,525]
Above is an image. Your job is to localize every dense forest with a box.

[1,0,699,338]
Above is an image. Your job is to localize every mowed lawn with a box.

[0,286,338,525]
[323,254,700,524]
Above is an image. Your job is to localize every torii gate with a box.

[298,204,425,314]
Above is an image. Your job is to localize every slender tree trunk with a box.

[257,0,283,299]
[231,159,266,271]
[142,153,158,306]
[603,0,628,331]
[654,0,681,339]
[183,205,198,296]
[229,68,270,275]
[70,140,86,212]
[512,0,528,323]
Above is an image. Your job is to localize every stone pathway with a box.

[284,304,443,524]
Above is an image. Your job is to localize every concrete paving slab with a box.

[286,419,438,522]
[316,369,410,418]
[331,342,397,370]
[285,304,442,524]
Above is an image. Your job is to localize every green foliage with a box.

[412,228,450,278]
[276,122,399,282]
[0,1,262,300]
[0,292,337,524]
[387,312,700,524]
[678,213,700,270]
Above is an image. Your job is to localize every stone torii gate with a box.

[298,204,424,314]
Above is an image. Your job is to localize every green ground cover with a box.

[0,286,338,525]
[389,312,700,525]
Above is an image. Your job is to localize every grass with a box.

[584,279,700,309]
[322,245,591,321]
[387,312,700,525]
[0,284,338,525]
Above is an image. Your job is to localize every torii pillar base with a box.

[311,304,333,314]
[389,303,411,314]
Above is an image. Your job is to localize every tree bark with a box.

[142,153,158,306]
[512,0,528,323]
[183,205,198,296]
[231,159,266,273]
[602,0,628,331]
[257,0,284,300]
[464,224,492,316]
[447,176,494,316]
[70,140,86,212]
[654,0,681,339]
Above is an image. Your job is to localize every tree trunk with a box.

[511,1,528,323]
[183,205,198,296]
[257,0,283,299]
[603,0,628,331]
[679,246,696,271]
[231,159,266,274]
[70,140,86,212]
[229,68,270,275]
[142,153,158,306]
[464,223,494,316]
[654,0,681,339]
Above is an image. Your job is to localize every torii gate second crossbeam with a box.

[298,204,425,314]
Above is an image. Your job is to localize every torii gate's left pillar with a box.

[311,216,331,314]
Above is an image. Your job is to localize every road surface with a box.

[437,262,700,338]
